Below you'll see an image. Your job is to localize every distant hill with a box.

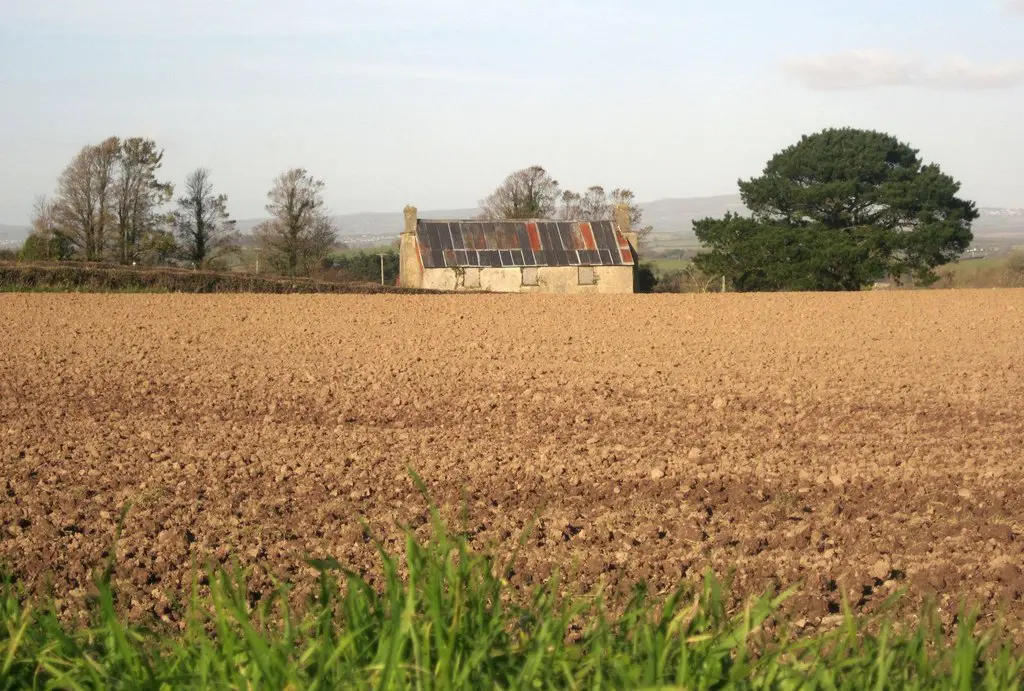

[233,208,479,240]
[974,208,1024,239]
[234,198,748,242]
[316,196,1024,242]
[0,225,29,248]
[3,195,1022,249]
[639,195,746,233]
[639,197,1024,239]
[639,197,1024,242]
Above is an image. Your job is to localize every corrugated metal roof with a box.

[415,220,634,269]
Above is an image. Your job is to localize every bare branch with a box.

[479,166,560,219]
[254,168,338,276]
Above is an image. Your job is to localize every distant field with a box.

[934,253,1024,288]
[643,232,701,254]
[646,257,691,274]
[645,252,1024,291]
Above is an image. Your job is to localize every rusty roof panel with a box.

[416,219,634,268]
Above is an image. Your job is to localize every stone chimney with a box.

[403,204,418,235]
[399,205,421,288]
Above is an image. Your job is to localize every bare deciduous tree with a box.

[52,137,120,261]
[1005,251,1024,288]
[608,188,653,246]
[561,186,611,220]
[681,262,720,293]
[253,168,338,276]
[479,166,561,219]
[46,136,174,263]
[30,196,56,237]
[559,185,653,246]
[172,168,238,267]
[114,138,173,264]
[480,167,654,245]
[23,196,70,261]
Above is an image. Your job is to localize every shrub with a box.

[634,262,658,293]
[322,250,400,285]
[653,264,723,293]
[19,232,74,261]
[0,262,433,294]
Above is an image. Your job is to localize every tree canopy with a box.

[478,166,561,220]
[113,138,174,265]
[479,166,652,244]
[31,136,173,264]
[254,168,338,276]
[28,138,338,276]
[172,168,239,268]
[693,128,977,291]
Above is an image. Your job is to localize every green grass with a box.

[2,496,1023,689]
[643,233,702,254]
[647,258,692,274]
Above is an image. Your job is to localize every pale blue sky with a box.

[1,0,1022,223]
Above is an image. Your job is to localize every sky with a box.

[1,0,1023,224]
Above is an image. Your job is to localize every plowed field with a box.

[2,292,1023,633]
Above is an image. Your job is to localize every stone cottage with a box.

[398,204,638,293]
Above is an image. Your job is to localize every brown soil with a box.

[1,292,1023,633]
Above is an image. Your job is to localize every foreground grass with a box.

[2,506,1023,689]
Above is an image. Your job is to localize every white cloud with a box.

[784,50,1024,90]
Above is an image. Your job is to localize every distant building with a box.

[398,204,638,293]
